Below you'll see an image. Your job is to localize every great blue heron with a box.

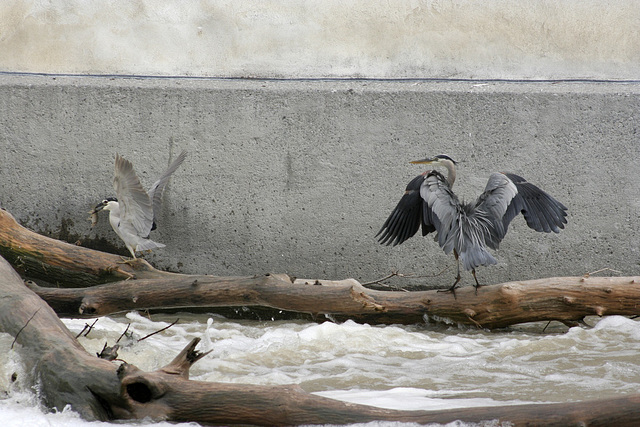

[91,150,187,259]
[377,155,567,291]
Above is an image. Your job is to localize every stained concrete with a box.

[1,1,640,80]
[0,74,638,287]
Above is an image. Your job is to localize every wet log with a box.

[0,208,165,286]
[2,207,640,329]
[118,352,640,427]
[0,251,120,419]
[4,255,640,426]
[26,273,640,328]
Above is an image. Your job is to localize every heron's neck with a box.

[106,203,121,225]
[441,159,456,187]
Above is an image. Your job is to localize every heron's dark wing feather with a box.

[503,173,567,234]
[376,174,430,246]
[474,172,519,247]
[147,150,187,229]
[113,154,154,237]
[475,172,567,250]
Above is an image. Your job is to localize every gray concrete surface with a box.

[0,74,638,288]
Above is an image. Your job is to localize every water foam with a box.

[2,314,640,425]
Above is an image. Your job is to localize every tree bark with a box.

[0,252,120,419]
[4,207,640,425]
[4,255,640,426]
[26,273,640,329]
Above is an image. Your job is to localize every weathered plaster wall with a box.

[1,1,639,79]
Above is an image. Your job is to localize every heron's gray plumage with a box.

[93,150,187,258]
[377,155,567,290]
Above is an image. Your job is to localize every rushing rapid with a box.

[1,313,639,426]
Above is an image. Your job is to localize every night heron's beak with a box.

[92,201,107,213]
[89,201,107,227]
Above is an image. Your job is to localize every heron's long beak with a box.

[410,157,438,165]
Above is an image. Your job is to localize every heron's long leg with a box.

[438,250,461,297]
[472,269,481,295]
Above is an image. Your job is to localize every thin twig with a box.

[372,281,410,292]
[361,271,399,286]
[138,318,179,342]
[76,318,99,338]
[116,323,131,343]
[584,267,624,278]
[361,266,452,287]
[11,308,41,349]
[75,324,89,338]
[85,318,99,336]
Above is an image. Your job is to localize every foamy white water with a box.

[1,314,640,426]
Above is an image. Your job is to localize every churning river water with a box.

[1,312,639,426]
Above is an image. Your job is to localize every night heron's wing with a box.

[376,174,435,246]
[113,154,154,237]
[147,150,187,228]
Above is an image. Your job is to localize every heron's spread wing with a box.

[476,172,567,245]
[376,174,435,246]
[502,172,568,233]
[147,150,187,228]
[473,172,519,247]
[378,168,567,273]
[113,154,154,237]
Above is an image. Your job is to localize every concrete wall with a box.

[0,74,638,287]
[1,0,639,80]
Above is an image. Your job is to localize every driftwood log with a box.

[1,208,639,329]
[3,207,640,424]
[26,273,640,328]
[4,255,640,425]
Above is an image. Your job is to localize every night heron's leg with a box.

[117,247,138,265]
[118,257,138,266]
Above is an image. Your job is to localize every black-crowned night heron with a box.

[377,154,567,291]
[91,150,187,259]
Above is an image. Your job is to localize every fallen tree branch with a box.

[4,255,640,425]
[0,208,163,286]
[3,207,640,329]
[26,273,640,329]
[4,207,640,424]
